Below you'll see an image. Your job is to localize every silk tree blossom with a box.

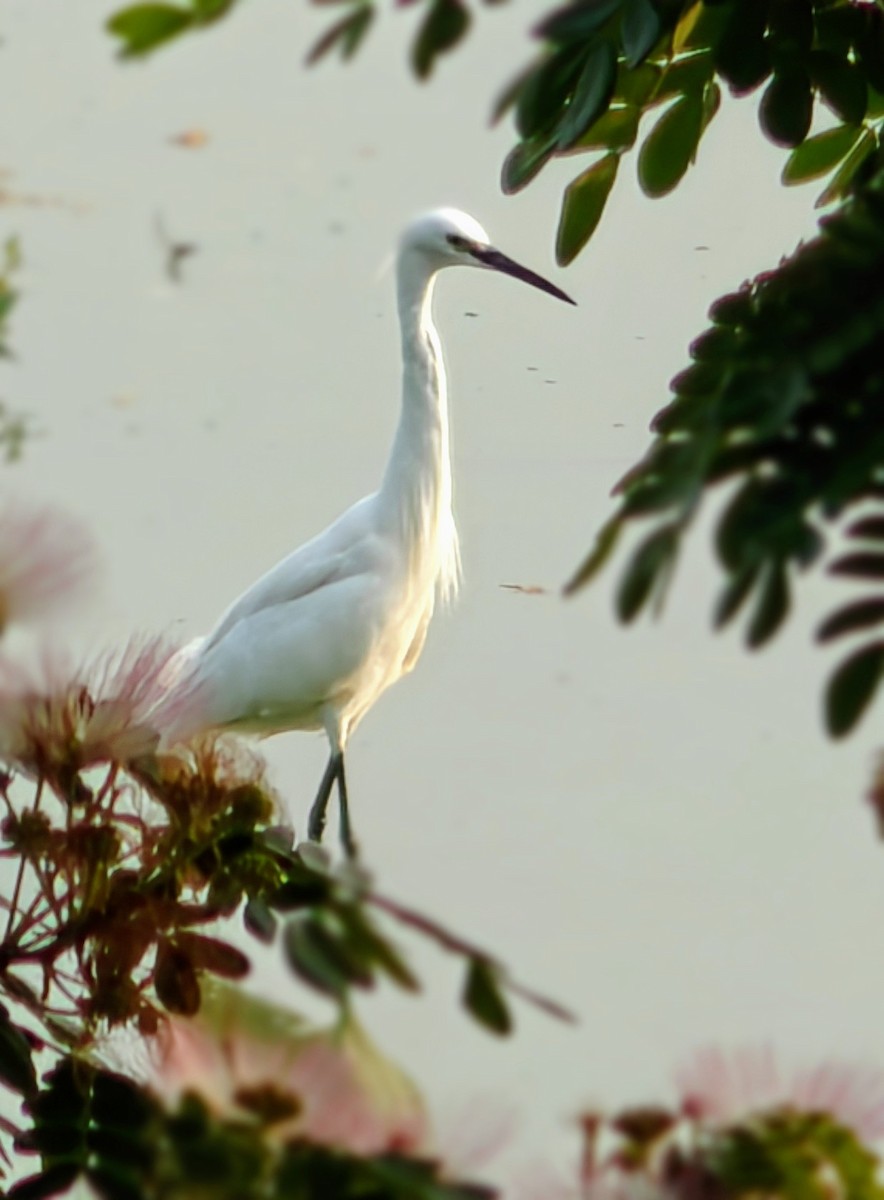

[0,635,185,770]
[676,1045,884,1143]
[0,499,98,633]
[152,981,430,1157]
[517,1047,884,1200]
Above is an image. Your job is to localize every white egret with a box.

[158,208,574,856]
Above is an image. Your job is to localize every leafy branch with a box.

[565,152,884,736]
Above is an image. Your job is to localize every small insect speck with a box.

[694,245,710,251]
[526,366,538,372]
[464,311,478,317]
[544,379,556,385]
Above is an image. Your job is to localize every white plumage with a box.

[157,208,574,855]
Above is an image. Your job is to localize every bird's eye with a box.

[446,234,470,250]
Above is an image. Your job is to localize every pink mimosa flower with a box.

[0,636,183,769]
[0,500,97,632]
[676,1046,884,1142]
[152,981,430,1157]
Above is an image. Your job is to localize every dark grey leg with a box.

[308,753,338,843]
[336,755,358,860]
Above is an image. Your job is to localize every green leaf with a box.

[818,598,884,643]
[9,1165,82,1200]
[243,898,277,943]
[337,906,421,992]
[815,127,878,207]
[283,913,371,998]
[535,0,620,45]
[637,91,704,198]
[809,51,868,125]
[826,641,884,737]
[746,561,790,648]
[490,63,535,125]
[615,60,661,106]
[713,565,761,629]
[306,7,374,64]
[708,287,753,327]
[782,125,863,186]
[654,52,714,107]
[501,135,557,194]
[556,154,618,265]
[106,4,192,56]
[411,0,470,79]
[713,0,770,95]
[191,0,233,18]
[555,41,617,149]
[568,105,639,153]
[91,1072,156,1131]
[847,516,884,541]
[829,552,884,580]
[616,524,679,621]
[759,70,813,148]
[563,516,623,595]
[462,958,512,1036]
[858,12,884,93]
[516,46,587,139]
[620,0,661,68]
[83,1165,143,1200]
[0,1005,36,1097]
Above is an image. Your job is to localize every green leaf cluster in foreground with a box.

[500,0,884,263]
[103,1,884,266]
[566,152,884,736]
[10,1060,495,1200]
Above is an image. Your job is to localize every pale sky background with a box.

[4,0,884,1189]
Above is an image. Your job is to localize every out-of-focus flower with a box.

[0,499,98,633]
[0,636,182,771]
[676,1045,884,1143]
[518,1048,884,1200]
[152,981,429,1157]
[435,1095,517,1179]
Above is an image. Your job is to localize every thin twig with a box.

[368,890,577,1024]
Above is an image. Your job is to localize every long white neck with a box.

[377,251,460,601]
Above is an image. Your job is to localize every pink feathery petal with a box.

[676,1046,884,1143]
[0,635,184,768]
[790,1060,884,1142]
[0,499,98,631]
[675,1045,781,1123]
[151,982,430,1158]
[288,1022,429,1155]
[434,1096,518,1178]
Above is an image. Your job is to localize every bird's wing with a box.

[201,495,378,653]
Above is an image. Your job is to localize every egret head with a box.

[400,208,575,305]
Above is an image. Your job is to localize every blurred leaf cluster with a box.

[9,1058,495,1200]
[571,1092,884,1200]
[565,151,884,736]
[0,237,29,462]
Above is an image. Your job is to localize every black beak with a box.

[472,246,576,305]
